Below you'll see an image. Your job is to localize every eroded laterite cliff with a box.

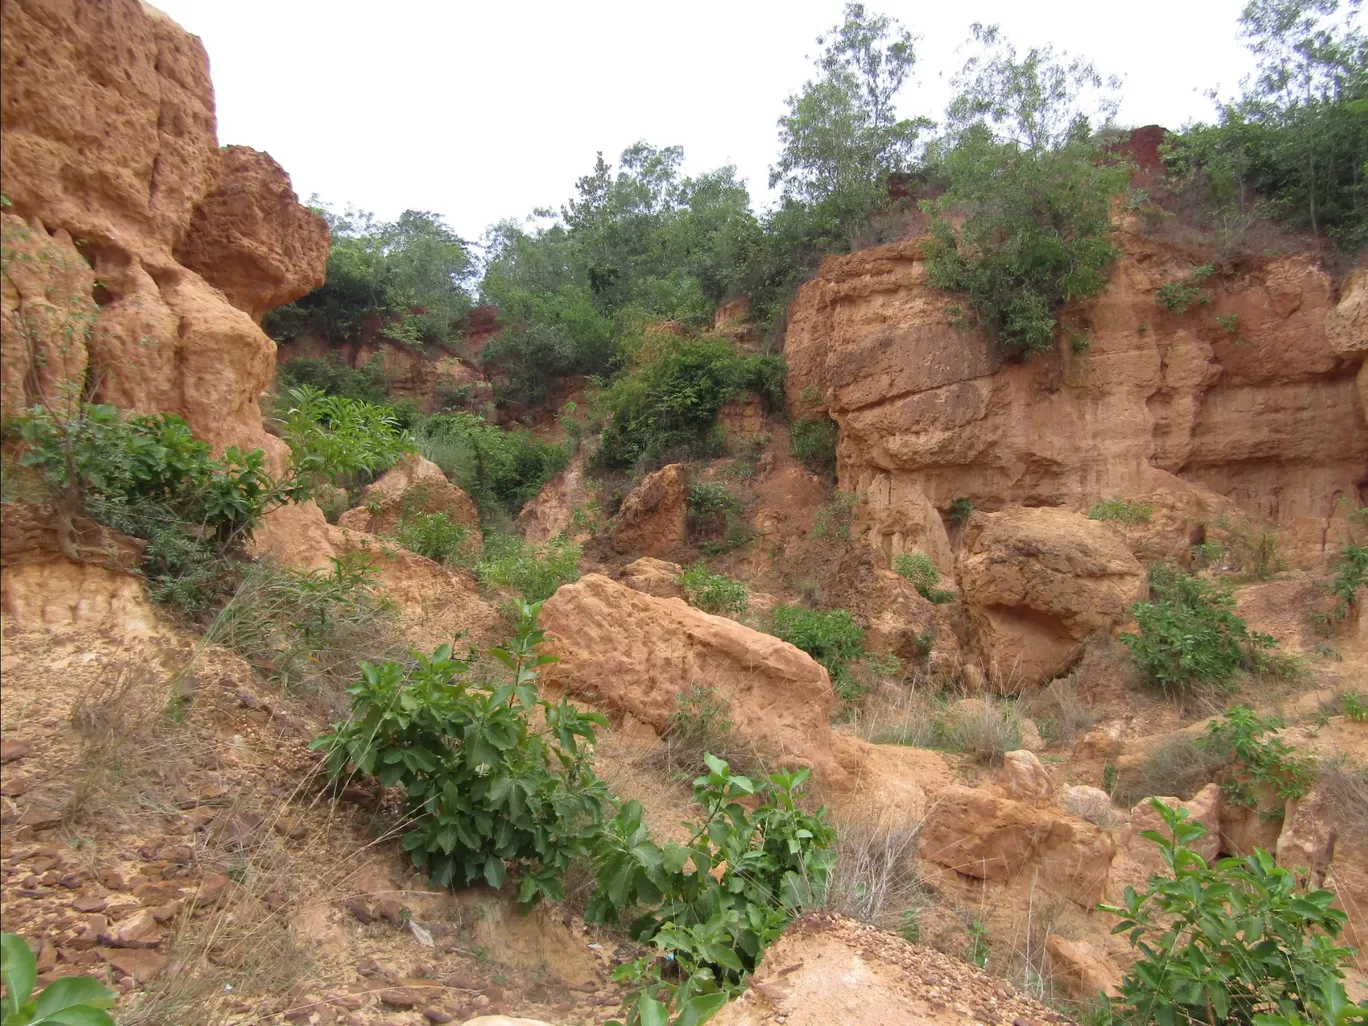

[785,228,1368,571]
[0,0,328,457]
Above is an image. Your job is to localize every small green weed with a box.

[1086,497,1155,525]
[813,491,860,540]
[892,551,955,603]
[1155,264,1213,312]
[677,563,749,617]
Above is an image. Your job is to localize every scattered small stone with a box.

[375,897,405,925]
[0,739,33,763]
[345,899,376,924]
[102,948,167,982]
[72,895,108,913]
[17,807,61,832]
[0,775,30,796]
[98,868,126,890]
[420,1007,453,1024]
[103,910,161,949]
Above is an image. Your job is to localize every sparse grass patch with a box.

[1319,757,1368,837]
[813,490,860,540]
[939,699,1022,767]
[677,563,749,617]
[1086,498,1154,525]
[823,817,932,935]
[1112,732,1226,808]
[1019,678,1095,746]
[474,533,581,601]
[649,684,762,780]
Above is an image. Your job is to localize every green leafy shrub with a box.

[1087,498,1155,525]
[1324,543,1368,626]
[1120,565,1277,699]
[892,552,955,603]
[312,603,609,903]
[415,413,568,518]
[590,755,835,1002]
[1198,706,1315,812]
[769,605,866,700]
[474,534,581,602]
[678,564,749,617]
[924,27,1129,357]
[2,932,116,1025]
[948,497,974,523]
[686,482,743,534]
[389,511,473,565]
[791,418,838,476]
[596,335,785,471]
[1154,265,1214,312]
[1100,800,1356,1026]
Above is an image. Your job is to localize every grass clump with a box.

[388,510,474,565]
[1120,564,1278,702]
[938,699,1022,767]
[768,605,866,701]
[1086,498,1155,525]
[677,563,749,617]
[474,533,581,602]
[652,684,760,780]
[813,490,860,540]
[892,551,955,603]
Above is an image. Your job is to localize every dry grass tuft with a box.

[823,815,932,939]
[1020,678,1095,747]
[1319,757,1368,837]
[1113,733,1225,808]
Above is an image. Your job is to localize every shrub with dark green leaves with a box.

[1120,565,1277,699]
[678,563,749,617]
[769,605,866,699]
[276,353,392,407]
[2,931,116,1025]
[1154,265,1214,313]
[1197,706,1315,813]
[596,335,785,471]
[311,604,609,903]
[1100,800,1357,1026]
[591,755,835,1015]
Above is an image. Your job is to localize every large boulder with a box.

[919,785,1116,907]
[175,145,329,321]
[517,456,590,545]
[337,455,481,545]
[958,507,1146,685]
[609,463,688,557]
[538,573,852,786]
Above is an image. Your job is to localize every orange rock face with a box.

[609,463,689,557]
[336,454,482,547]
[0,0,333,563]
[784,230,1368,541]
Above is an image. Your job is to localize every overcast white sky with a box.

[155,0,1268,242]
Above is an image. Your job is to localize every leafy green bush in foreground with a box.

[1100,800,1358,1026]
[2,931,116,1025]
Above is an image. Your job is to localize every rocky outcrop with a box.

[711,913,1066,1026]
[617,557,686,600]
[538,573,856,787]
[518,456,590,545]
[337,454,482,545]
[609,463,688,557]
[994,750,1054,806]
[0,0,328,512]
[1046,934,1125,1001]
[919,785,1116,907]
[785,230,1368,550]
[958,508,1146,685]
[175,146,329,321]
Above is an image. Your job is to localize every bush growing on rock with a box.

[768,605,867,699]
[892,551,955,602]
[1100,800,1358,1026]
[388,510,474,565]
[1120,565,1278,701]
[1086,498,1155,525]
[15,390,408,617]
[923,26,1130,357]
[678,563,749,617]
[596,335,785,471]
